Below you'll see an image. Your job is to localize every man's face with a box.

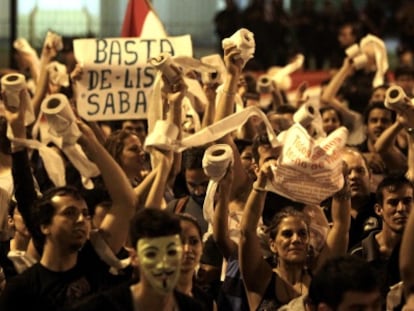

[335,290,382,311]
[338,25,356,48]
[46,195,91,252]
[185,168,209,197]
[343,151,371,199]
[376,184,413,234]
[366,108,393,144]
[137,235,183,295]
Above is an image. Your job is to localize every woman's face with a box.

[322,109,341,135]
[270,216,309,264]
[180,220,203,273]
[120,134,145,174]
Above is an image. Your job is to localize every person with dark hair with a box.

[239,158,350,310]
[305,255,382,310]
[350,174,414,306]
[0,95,136,310]
[176,213,215,310]
[167,146,210,235]
[320,106,343,135]
[322,148,381,250]
[62,208,203,311]
[352,101,396,176]
[394,65,414,98]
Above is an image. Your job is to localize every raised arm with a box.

[314,172,351,272]
[77,121,135,254]
[320,57,354,105]
[374,114,407,174]
[212,167,237,259]
[214,44,251,198]
[32,38,58,117]
[239,161,274,309]
[5,90,38,239]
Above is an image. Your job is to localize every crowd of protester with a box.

[1,0,414,310]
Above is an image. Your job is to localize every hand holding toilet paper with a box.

[40,94,100,184]
[1,73,35,126]
[202,144,234,224]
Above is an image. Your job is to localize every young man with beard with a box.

[350,175,414,304]
[0,109,136,309]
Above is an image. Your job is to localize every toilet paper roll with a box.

[293,103,315,128]
[385,85,413,111]
[222,28,255,66]
[202,144,234,224]
[257,74,273,93]
[148,52,181,85]
[201,70,222,86]
[47,61,69,87]
[200,54,226,85]
[144,120,179,151]
[1,73,26,109]
[352,53,368,70]
[41,93,81,145]
[45,31,63,51]
[345,44,360,58]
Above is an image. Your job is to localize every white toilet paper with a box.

[44,31,63,51]
[257,74,273,93]
[144,120,179,151]
[202,144,234,224]
[222,28,255,67]
[1,73,26,109]
[148,52,181,85]
[345,44,360,58]
[352,53,368,70]
[40,93,81,145]
[385,85,414,111]
[47,61,69,87]
[293,103,315,128]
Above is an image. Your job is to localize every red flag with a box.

[121,0,167,37]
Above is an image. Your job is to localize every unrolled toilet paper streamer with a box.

[202,144,234,224]
[41,93,81,146]
[360,34,388,88]
[222,28,255,67]
[1,73,35,126]
[144,120,179,151]
[47,61,69,87]
[13,38,40,72]
[144,105,280,152]
[39,94,100,182]
[385,85,414,111]
[10,137,66,187]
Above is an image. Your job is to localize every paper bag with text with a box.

[266,124,348,205]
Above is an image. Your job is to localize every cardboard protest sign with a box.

[73,36,192,121]
[266,123,348,205]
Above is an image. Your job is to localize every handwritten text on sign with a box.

[73,36,192,120]
[266,124,348,205]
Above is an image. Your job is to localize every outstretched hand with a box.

[223,44,244,76]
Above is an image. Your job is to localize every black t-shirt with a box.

[0,241,111,310]
[61,282,204,311]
